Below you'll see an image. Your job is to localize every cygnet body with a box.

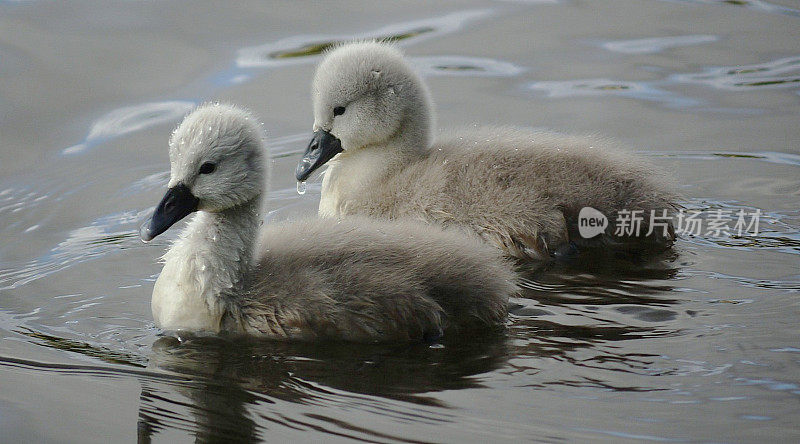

[296,41,678,259]
[140,103,515,342]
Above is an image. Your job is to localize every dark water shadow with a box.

[514,250,681,306]
[137,333,509,443]
[502,251,684,388]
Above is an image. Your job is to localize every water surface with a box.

[0,0,798,442]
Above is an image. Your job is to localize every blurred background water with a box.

[0,0,798,442]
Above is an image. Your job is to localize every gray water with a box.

[1,1,799,442]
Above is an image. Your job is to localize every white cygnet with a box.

[296,41,678,260]
[140,103,516,342]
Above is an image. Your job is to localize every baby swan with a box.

[140,103,515,342]
[296,41,678,260]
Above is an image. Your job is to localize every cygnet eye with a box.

[333,106,346,116]
[199,162,216,174]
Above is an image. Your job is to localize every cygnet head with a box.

[296,41,434,181]
[140,103,267,241]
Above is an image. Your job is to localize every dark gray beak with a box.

[140,184,199,242]
[295,130,343,181]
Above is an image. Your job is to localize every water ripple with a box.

[411,55,525,77]
[525,78,701,108]
[0,210,147,290]
[527,56,800,109]
[601,35,718,54]
[236,9,493,69]
[0,187,47,216]
[643,150,800,166]
[671,56,800,91]
[667,198,800,256]
[62,101,196,155]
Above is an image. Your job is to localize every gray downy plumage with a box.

[298,41,679,260]
[140,102,516,342]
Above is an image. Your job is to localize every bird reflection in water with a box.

[136,332,509,443]
[137,252,682,442]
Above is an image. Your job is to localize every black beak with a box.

[140,184,199,242]
[295,130,343,181]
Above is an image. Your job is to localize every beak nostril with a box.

[295,130,344,181]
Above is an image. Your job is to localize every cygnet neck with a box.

[180,195,262,295]
[199,195,260,254]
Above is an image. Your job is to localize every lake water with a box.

[1,0,798,442]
